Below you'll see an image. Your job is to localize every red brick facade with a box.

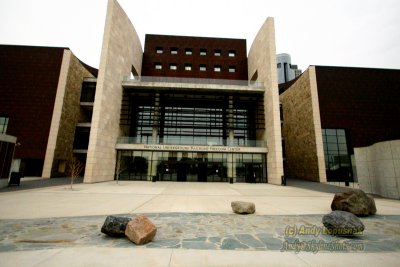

[141,34,248,80]
[0,45,65,175]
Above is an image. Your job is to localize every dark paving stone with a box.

[220,238,249,250]
[182,241,217,250]
[235,234,265,248]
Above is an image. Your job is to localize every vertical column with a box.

[152,93,160,144]
[228,95,234,145]
[227,96,236,183]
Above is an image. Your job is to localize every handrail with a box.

[123,76,264,89]
[117,136,266,148]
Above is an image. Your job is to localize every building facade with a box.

[83,0,283,184]
[4,0,397,196]
[0,45,96,185]
[280,66,400,198]
[276,53,301,84]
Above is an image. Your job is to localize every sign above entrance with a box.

[116,143,268,154]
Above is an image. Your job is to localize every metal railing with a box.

[117,136,266,147]
[123,76,264,89]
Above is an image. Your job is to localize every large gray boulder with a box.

[331,189,377,216]
[125,214,157,245]
[101,215,131,237]
[322,210,365,236]
[231,201,255,214]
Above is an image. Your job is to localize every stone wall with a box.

[280,67,326,182]
[84,0,143,183]
[355,140,400,199]
[248,18,283,185]
[43,50,94,178]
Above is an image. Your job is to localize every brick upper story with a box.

[141,34,248,81]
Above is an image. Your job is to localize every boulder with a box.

[125,214,157,245]
[101,216,131,237]
[231,201,255,214]
[322,210,365,236]
[331,189,377,216]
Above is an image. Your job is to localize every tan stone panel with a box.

[248,18,283,185]
[85,0,143,183]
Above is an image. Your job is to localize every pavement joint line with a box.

[129,193,162,214]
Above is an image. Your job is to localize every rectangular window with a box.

[156,47,163,54]
[185,64,192,71]
[200,49,207,56]
[170,48,178,54]
[214,49,221,56]
[185,48,192,55]
[277,63,281,68]
[322,128,353,182]
[228,50,236,57]
[214,65,221,72]
[199,65,207,71]
[80,82,96,102]
[154,63,162,70]
[169,64,177,70]
[0,116,9,134]
[229,66,236,73]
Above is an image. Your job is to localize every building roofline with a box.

[144,33,247,42]
[0,44,99,77]
[310,64,400,72]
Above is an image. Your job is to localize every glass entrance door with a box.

[245,163,263,183]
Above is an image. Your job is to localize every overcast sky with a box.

[1,0,399,71]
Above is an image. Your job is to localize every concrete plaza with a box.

[1,179,400,266]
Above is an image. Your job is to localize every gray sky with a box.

[1,0,399,71]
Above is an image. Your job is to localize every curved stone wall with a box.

[85,0,143,183]
[248,18,283,185]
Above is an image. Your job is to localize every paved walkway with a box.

[1,180,400,266]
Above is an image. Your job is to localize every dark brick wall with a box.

[0,45,64,159]
[142,34,248,80]
[315,66,400,148]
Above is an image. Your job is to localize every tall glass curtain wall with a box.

[117,150,267,183]
[322,129,353,182]
[121,92,264,146]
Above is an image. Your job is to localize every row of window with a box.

[154,63,236,73]
[155,47,236,57]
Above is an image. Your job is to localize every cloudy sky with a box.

[1,0,399,71]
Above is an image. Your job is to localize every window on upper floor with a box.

[214,65,221,72]
[155,63,162,70]
[170,64,177,70]
[80,82,96,102]
[277,63,282,68]
[214,49,221,56]
[185,48,192,55]
[156,47,163,54]
[170,47,178,54]
[0,116,9,134]
[229,66,236,73]
[228,50,236,57]
[185,64,192,71]
[200,49,207,56]
[199,65,207,71]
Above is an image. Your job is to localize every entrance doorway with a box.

[117,150,266,183]
[245,163,263,183]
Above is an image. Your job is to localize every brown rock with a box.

[331,189,377,216]
[231,201,255,214]
[125,214,157,245]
